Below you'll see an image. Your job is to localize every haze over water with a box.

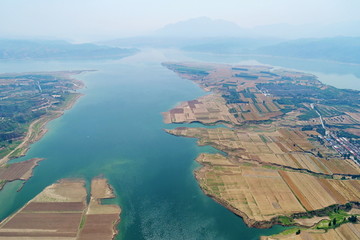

[0,49,358,239]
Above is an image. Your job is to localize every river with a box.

[0,49,358,239]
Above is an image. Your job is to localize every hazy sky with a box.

[1,0,359,41]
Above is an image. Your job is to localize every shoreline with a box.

[0,74,86,165]
[194,155,360,229]
[0,177,121,239]
[0,158,44,191]
[162,62,360,237]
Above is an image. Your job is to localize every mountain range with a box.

[151,17,360,39]
[0,39,138,60]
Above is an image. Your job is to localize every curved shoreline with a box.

[0,177,121,239]
[0,71,87,192]
[194,160,360,229]
[0,75,85,165]
[162,61,360,238]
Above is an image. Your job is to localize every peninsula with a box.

[0,177,121,239]
[0,70,88,188]
[163,62,360,238]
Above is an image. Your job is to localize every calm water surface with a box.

[0,49,357,239]
[183,51,360,90]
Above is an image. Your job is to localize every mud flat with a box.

[0,178,120,239]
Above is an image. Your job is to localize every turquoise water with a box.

[0,49,356,239]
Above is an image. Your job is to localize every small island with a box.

[163,62,360,239]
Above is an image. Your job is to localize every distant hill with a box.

[250,21,360,39]
[105,17,256,48]
[181,38,282,54]
[106,17,360,49]
[104,17,360,65]
[153,17,250,38]
[0,39,138,60]
[255,37,360,64]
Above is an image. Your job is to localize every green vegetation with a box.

[316,128,326,136]
[259,135,268,143]
[253,103,263,113]
[259,81,360,121]
[228,108,237,113]
[0,72,83,159]
[79,215,87,229]
[262,165,279,170]
[278,216,295,225]
[301,125,314,131]
[275,97,306,108]
[263,102,272,112]
[234,73,258,80]
[337,130,359,139]
[316,106,343,117]
[298,110,319,121]
[241,88,256,99]
[315,209,358,230]
[166,64,210,76]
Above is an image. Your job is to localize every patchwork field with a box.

[163,62,360,238]
[0,178,120,240]
[78,178,121,240]
[163,94,238,125]
[163,63,289,125]
[196,154,305,223]
[167,127,360,175]
[196,153,360,225]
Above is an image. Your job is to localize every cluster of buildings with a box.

[321,132,360,165]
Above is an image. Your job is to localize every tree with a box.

[348,215,358,223]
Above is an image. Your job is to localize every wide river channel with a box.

[0,49,359,240]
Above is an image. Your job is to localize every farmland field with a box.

[0,178,120,239]
[164,62,360,238]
